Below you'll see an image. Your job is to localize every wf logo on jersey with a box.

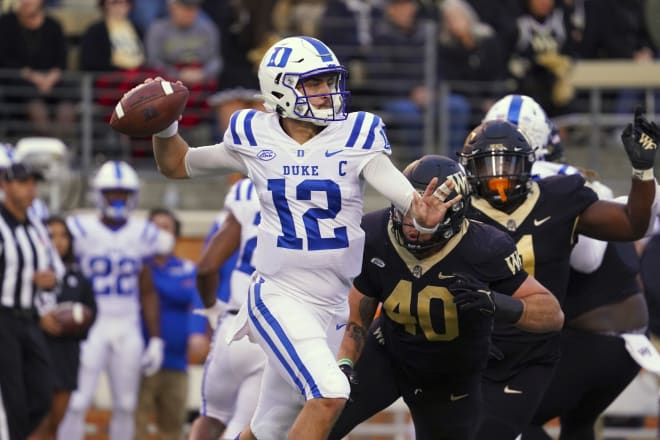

[639,133,657,150]
[504,250,523,275]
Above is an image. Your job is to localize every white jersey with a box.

[67,215,161,320]
[224,178,261,311]
[224,109,391,305]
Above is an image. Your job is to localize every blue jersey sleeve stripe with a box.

[361,115,380,149]
[229,111,241,145]
[244,110,258,146]
[246,180,254,200]
[346,112,366,147]
[234,181,242,201]
[507,95,523,125]
[71,216,86,237]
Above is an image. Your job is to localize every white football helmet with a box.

[258,36,350,126]
[483,94,551,159]
[93,160,140,221]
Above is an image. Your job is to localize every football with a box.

[109,80,189,137]
[52,301,94,337]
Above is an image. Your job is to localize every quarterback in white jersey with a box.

[58,161,167,440]
[190,177,266,440]
[149,36,461,440]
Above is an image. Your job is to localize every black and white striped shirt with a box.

[0,205,63,311]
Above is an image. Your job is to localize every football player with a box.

[328,155,563,440]
[188,177,266,440]
[148,35,458,440]
[459,114,659,439]
[486,95,655,439]
[58,161,170,440]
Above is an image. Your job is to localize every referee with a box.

[0,160,63,440]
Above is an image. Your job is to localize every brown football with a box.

[109,80,189,137]
[52,301,94,337]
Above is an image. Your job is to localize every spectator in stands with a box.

[145,0,220,87]
[31,217,97,440]
[129,0,167,35]
[0,0,75,140]
[79,0,145,73]
[437,0,506,155]
[146,0,221,141]
[579,0,657,121]
[318,0,381,92]
[507,0,578,116]
[134,208,209,440]
[367,0,470,159]
[205,0,274,142]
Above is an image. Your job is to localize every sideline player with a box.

[58,161,169,440]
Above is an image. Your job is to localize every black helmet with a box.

[459,120,535,210]
[391,155,471,257]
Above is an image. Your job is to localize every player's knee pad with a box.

[320,365,351,399]
[67,389,95,413]
[251,403,301,440]
[113,393,138,413]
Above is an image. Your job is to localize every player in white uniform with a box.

[148,36,461,440]
[58,161,168,440]
[189,177,266,440]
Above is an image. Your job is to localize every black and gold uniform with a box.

[469,173,597,377]
[330,207,527,440]
[461,120,598,439]
[524,241,646,440]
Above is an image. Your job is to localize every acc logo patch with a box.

[257,149,276,161]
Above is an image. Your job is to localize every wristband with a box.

[492,291,524,323]
[412,217,440,234]
[632,168,655,181]
[154,120,178,138]
[337,357,354,368]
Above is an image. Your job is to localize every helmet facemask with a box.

[97,189,138,222]
[391,155,471,258]
[464,150,533,211]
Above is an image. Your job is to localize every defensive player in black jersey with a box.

[523,240,647,440]
[459,112,659,439]
[328,155,563,440]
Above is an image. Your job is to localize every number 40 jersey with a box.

[224,109,391,305]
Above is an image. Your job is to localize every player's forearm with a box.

[514,293,564,333]
[626,179,656,239]
[152,133,191,179]
[337,321,368,364]
[141,289,161,337]
[196,272,220,308]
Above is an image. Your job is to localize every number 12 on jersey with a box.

[268,178,349,251]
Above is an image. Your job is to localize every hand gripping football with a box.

[110,80,189,137]
[52,301,94,337]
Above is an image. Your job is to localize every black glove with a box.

[450,273,523,323]
[450,273,496,317]
[621,107,660,170]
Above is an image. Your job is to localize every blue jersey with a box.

[143,255,206,371]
